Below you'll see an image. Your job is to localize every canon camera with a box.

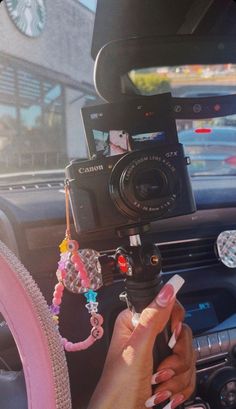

[65,94,196,238]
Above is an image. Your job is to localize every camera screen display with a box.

[81,94,178,158]
[92,129,165,157]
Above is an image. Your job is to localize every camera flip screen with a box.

[92,129,166,157]
[81,93,178,158]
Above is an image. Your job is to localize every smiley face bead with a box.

[91,326,104,340]
[90,313,104,327]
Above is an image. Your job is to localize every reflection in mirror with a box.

[128,64,236,97]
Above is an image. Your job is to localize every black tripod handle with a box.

[125,276,172,409]
[115,242,182,408]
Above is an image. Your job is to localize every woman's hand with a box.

[88,275,196,409]
[146,301,196,408]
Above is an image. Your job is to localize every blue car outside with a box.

[178,127,236,175]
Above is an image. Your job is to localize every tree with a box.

[130,72,171,95]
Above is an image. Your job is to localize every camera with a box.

[65,94,196,239]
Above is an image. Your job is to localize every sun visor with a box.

[91,0,194,60]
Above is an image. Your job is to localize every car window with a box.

[129,64,236,176]
[0,3,236,181]
[0,0,98,183]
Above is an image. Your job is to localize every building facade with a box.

[0,0,97,173]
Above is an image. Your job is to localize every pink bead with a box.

[90,314,104,327]
[71,254,80,264]
[73,258,89,280]
[53,288,63,298]
[74,263,81,272]
[55,283,64,293]
[91,326,104,340]
[61,338,68,347]
[74,336,95,351]
[61,270,67,279]
[65,342,74,352]
[53,297,62,306]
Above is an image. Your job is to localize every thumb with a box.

[131,275,185,349]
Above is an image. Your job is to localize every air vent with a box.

[160,237,219,272]
[0,181,64,192]
[109,237,219,281]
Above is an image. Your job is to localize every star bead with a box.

[84,290,98,303]
[59,239,69,253]
[85,302,98,314]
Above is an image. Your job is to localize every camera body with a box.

[66,144,195,238]
[66,94,196,239]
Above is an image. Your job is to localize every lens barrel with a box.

[109,150,180,220]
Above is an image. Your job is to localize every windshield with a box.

[129,64,236,176]
[0,2,236,182]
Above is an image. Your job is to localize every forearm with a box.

[87,373,147,409]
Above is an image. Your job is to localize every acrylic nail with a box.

[162,394,185,409]
[156,275,185,308]
[168,322,183,349]
[145,390,172,408]
[151,368,175,385]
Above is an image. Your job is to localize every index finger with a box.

[131,275,185,349]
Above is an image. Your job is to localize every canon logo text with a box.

[78,165,104,174]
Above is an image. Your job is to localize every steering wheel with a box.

[0,240,72,409]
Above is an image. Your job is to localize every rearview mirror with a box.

[94,35,236,102]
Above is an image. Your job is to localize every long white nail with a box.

[168,275,185,296]
[168,331,177,349]
[156,275,185,308]
[162,394,185,409]
[145,394,157,408]
[145,391,172,408]
[168,322,182,349]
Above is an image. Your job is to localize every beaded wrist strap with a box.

[50,184,104,352]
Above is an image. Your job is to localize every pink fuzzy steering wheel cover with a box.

[0,241,72,409]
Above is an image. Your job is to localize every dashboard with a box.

[1,176,236,409]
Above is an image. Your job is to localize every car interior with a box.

[1,1,236,409]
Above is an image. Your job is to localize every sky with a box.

[79,0,97,12]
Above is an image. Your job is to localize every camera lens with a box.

[109,150,179,220]
[134,169,168,201]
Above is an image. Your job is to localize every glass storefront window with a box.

[0,51,97,174]
[0,57,70,172]
[0,104,17,172]
[20,105,43,131]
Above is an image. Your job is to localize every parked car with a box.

[179,127,236,175]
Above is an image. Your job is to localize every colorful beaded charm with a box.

[50,184,104,352]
